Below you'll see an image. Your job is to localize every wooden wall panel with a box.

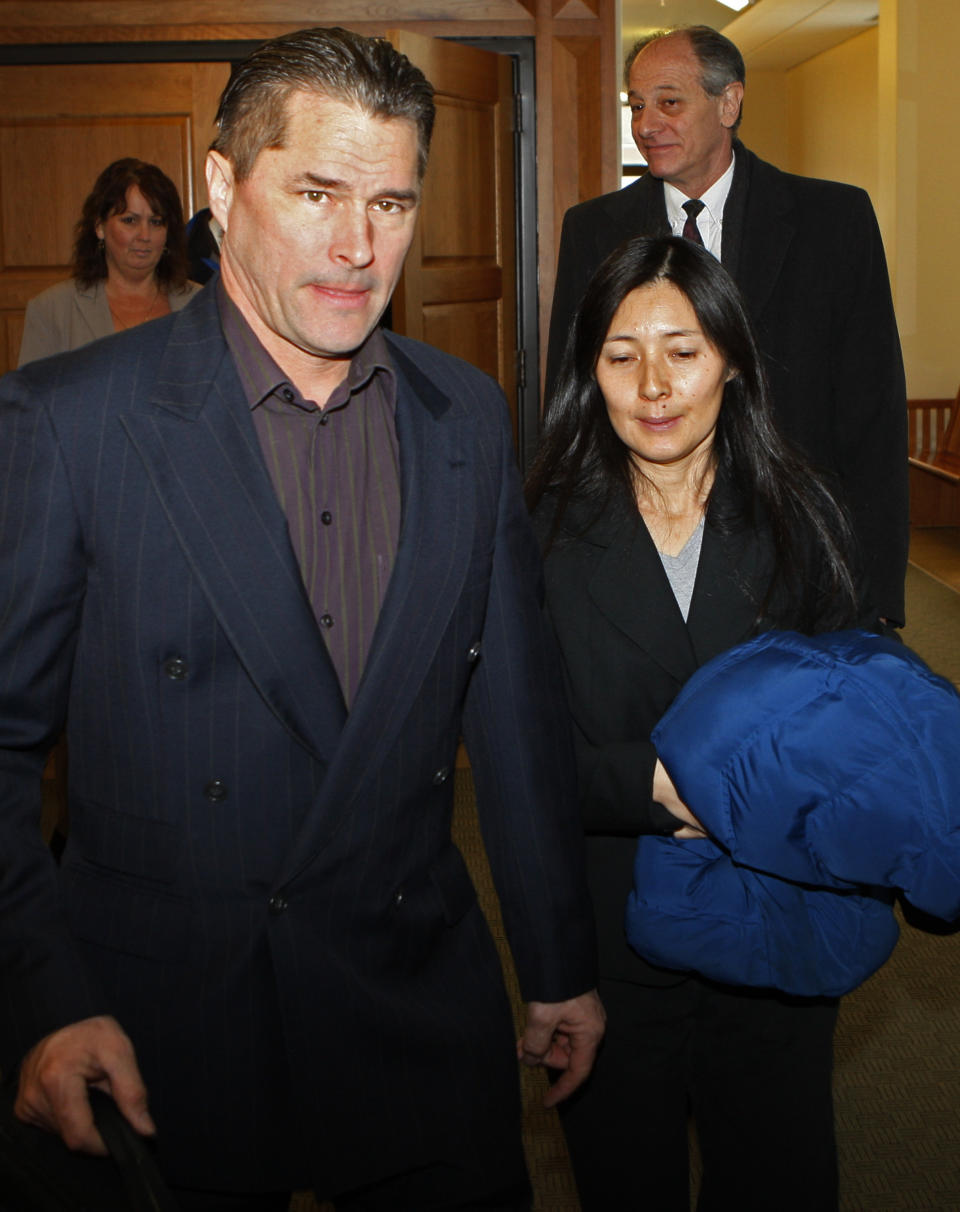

[1,117,189,270]
[0,59,229,374]
[2,1,540,36]
[423,97,498,260]
[191,62,230,209]
[389,32,517,414]
[423,300,501,381]
[537,9,618,390]
[549,36,581,233]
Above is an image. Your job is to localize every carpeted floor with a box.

[901,562,960,689]
[834,898,960,1209]
[300,561,960,1211]
[832,563,960,1209]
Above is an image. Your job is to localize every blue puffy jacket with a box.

[627,629,960,997]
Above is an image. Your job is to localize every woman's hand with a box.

[653,758,707,839]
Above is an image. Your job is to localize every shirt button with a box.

[163,654,189,683]
[432,766,451,786]
[319,412,330,426]
[163,656,189,681]
[281,388,294,403]
[466,642,481,662]
[204,779,228,803]
[320,613,334,629]
[321,510,333,526]
[268,894,288,915]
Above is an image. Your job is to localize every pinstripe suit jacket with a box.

[0,284,595,1193]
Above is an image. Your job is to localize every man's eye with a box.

[304,190,329,203]
[372,200,403,214]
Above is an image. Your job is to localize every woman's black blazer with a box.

[535,485,778,985]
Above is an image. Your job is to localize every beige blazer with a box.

[17,277,201,368]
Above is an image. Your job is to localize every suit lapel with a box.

[602,173,670,241]
[585,506,698,684]
[121,291,346,765]
[732,147,797,321]
[687,481,773,665]
[348,342,475,735]
[276,340,476,881]
[687,526,762,666]
[582,476,770,683]
[74,282,111,346]
[719,147,748,279]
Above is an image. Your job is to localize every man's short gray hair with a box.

[625,25,745,134]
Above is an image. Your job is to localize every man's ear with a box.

[720,82,744,131]
[205,150,234,232]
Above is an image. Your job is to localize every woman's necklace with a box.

[107,283,162,331]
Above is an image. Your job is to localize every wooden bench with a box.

[908,386,960,526]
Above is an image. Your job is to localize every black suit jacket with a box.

[534,488,773,984]
[545,144,909,626]
[0,284,596,1194]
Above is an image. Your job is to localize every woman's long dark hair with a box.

[72,158,190,291]
[526,236,859,634]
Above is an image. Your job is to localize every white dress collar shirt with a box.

[663,152,736,261]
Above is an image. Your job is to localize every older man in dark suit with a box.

[546,25,908,628]
[0,26,603,1212]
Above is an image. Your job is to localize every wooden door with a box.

[388,33,519,437]
[0,60,229,374]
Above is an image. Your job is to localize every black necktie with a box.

[682,199,705,247]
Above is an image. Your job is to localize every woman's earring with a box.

[98,237,105,254]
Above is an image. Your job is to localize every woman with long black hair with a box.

[527,235,879,1211]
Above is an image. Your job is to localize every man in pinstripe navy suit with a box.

[0,27,603,1212]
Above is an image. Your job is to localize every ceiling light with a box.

[715,0,752,10]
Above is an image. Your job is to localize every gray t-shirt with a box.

[658,518,705,621]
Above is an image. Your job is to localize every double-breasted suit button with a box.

[163,656,189,681]
[393,888,405,908]
[268,894,288,915]
[466,641,481,662]
[204,779,228,803]
[432,766,450,786]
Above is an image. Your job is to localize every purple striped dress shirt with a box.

[218,282,401,708]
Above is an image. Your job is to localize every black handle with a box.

[89,1089,181,1212]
